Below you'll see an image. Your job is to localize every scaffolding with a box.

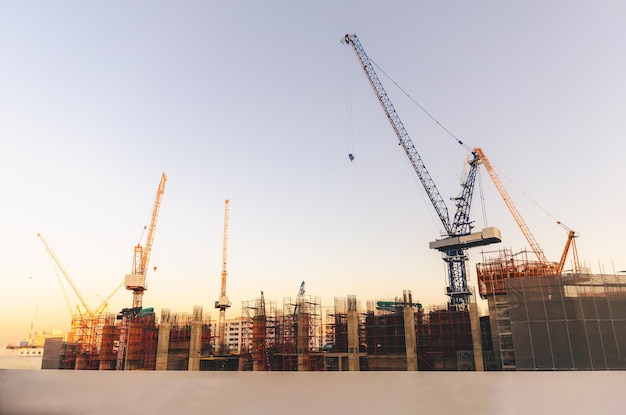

[321,294,477,372]
[325,298,350,354]
[46,297,495,372]
[124,310,158,370]
[60,312,118,370]
[321,297,367,371]
[275,295,323,371]
[477,248,558,298]
[365,308,408,370]
[58,342,80,370]
[98,321,119,370]
[419,308,473,370]
[240,295,322,371]
[275,307,297,370]
[240,296,277,371]
[165,310,212,370]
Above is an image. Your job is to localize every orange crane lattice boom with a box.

[124,172,167,308]
[473,148,550,266]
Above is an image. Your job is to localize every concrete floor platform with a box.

[1,370,624,414]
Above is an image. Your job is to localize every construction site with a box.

[38,34,626,372]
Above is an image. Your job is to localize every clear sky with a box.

[1,1,625,346]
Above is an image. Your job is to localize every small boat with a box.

[17,345,44,357]
[6,342,44,357]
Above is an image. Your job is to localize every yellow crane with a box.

[38,233,95,345]
[38,233,123,348]
[215,199,231,355]
[124,173,167,309]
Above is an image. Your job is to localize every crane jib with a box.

[345,33,453,234]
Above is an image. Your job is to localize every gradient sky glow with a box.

[1,1,625,346]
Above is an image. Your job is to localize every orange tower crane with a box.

[474,148,578,274]
[473,148,551,266]
[124,172,167,309]
[215,199,231,354]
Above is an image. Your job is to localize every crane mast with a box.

[124,172,167,309]
[344,33,500,308]
[215,199,231,355]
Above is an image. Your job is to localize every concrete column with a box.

[403,306,418,371]
[155,309,171,371]
[347,309,360,371]
[188,306,203,371]
[469,302,484,371]
[297,312,309,371]
[252,315,267,371]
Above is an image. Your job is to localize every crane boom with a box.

[473,148,549,265]
[344,33,452,234]
[93,282,124,315]
[37,233,93,316]
[137,172,167,276]
[125,172,167,308]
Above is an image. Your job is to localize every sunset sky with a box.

[1,1,625,346]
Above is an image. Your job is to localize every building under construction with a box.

[477,248,626,370]
[42,268,626,372]
[237,290,488,371]
[43,306,214,371]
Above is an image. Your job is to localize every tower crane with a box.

[474,148,580,273]
[215,199,231,355]
[38,233,123,349]
[124,172,167,309]
[344,33,501,308]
